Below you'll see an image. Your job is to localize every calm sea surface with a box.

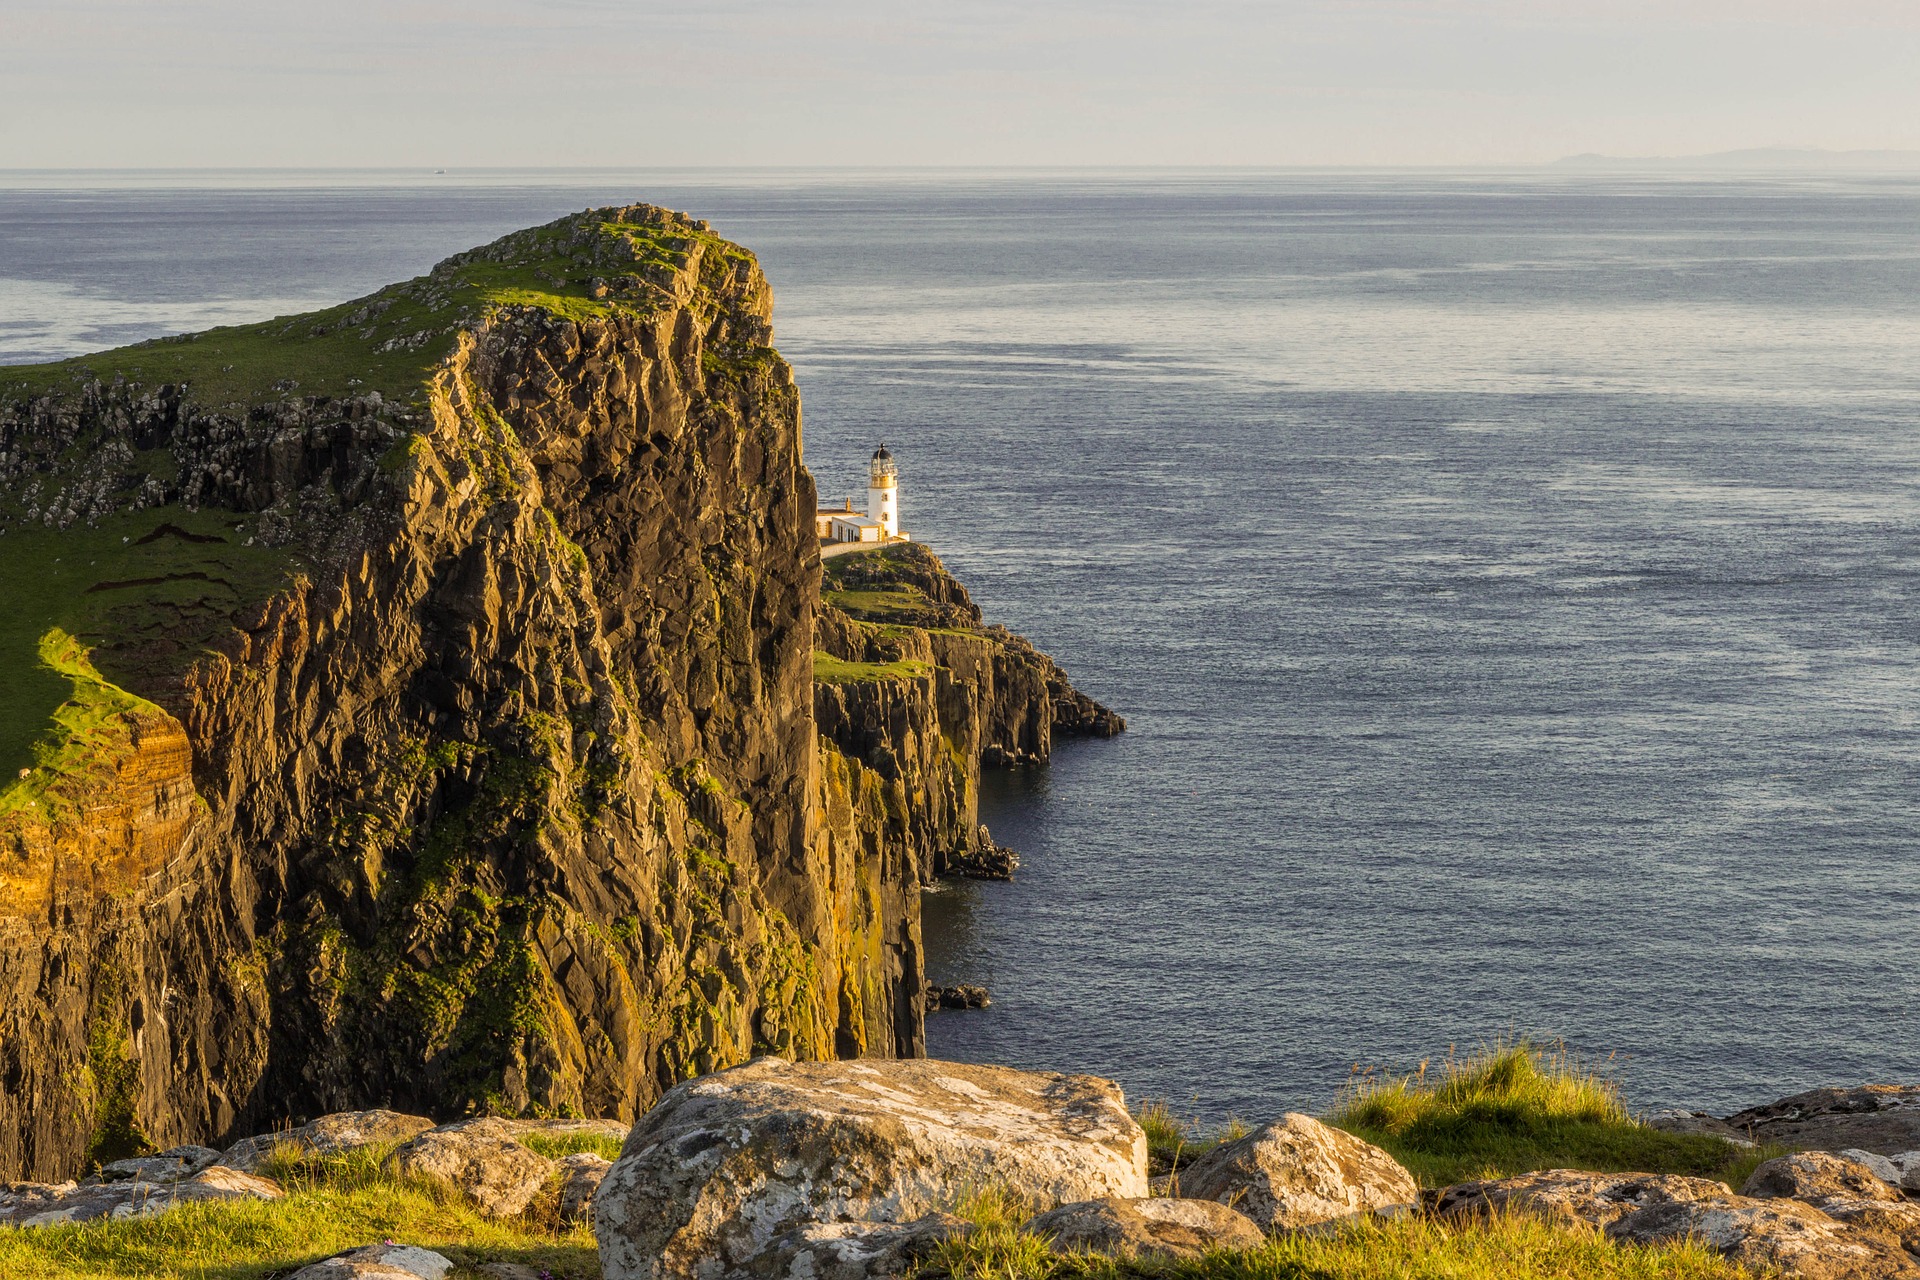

[5,170,1920,1118]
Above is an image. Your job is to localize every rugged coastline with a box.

[0,204,1119,1183]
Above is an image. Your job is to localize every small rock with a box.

[286,1243,455,1280]
[220,1110,437,1172]
[748,1213,968,1280]
[5,1166,283,1227]
[924,984,991,1013]
[593,1057,1146,1280]
[1645,1109,1756,1148]
[1436,1169,1738,1228]
[1178,1114,1417,1231]
[476,1265,546,1280]
[1028,1196,1265,1258]
[1744,1152,1905,1206]
[386,1127,555,1218]
[945,825,1019,880]
[557,1152,610,1224]
[100,1145,222,1182]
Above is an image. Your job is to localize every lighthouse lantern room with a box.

[867,445,900,538]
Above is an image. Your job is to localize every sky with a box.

[2,0,1919,168]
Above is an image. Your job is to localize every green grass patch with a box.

[811,651,933,685]
[1326,1040,1749,1188]
[822,586,936,624]
[521,1132,627,1162]
[0,1149,597,1279]
[925,1208,1752,1280]
[0,507,299,795]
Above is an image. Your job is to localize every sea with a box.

[4,168,1919,1120]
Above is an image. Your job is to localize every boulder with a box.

[428,1116,628,1145]
[1840,1149,1920,1194]
[1726,1086,1920,1156]
[1616,1195,1920,1279]
[220,1109,436,1171]
[1177,1114,1416,1231]
[558,1152,611,1224]
[1435,1169,1736,1228]
[385,1127,556,1218]
[1645,1109,1756,1148]
[99,1145,222,1182]
[1028,1196,1265,1258]
[1436,1168,1920,1278]
[751,1214,969,1280]
[1744,1152,1905,1206]
[593,1057,1147,1280]
[0,1166,283,1226]
[286,1244,455,1280]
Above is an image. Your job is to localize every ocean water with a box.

[5,170,1920,1119]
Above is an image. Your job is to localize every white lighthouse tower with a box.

[867,444,900,538]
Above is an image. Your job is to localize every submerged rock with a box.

[925,983,992,1012]
[1177,1114,1416,1231]
[593,1056,1147,1280]
[1028,1196,1266,1258]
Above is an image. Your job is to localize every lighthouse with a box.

[867,444,900,538]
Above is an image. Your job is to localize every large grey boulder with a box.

[286,1244,455,1280]
[593,1056,1147,1280]
[1743,1151,1920,1252]
[1176,1114,1416,1231]
[1029,1196,1265,1258]
[385,1125,556,1218]
[220,1109,436,1172]
[0,1166,284,1226]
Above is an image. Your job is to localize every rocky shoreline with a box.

[7,1059,1920,1279]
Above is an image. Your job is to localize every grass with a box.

[1325,1040,1755,1189]
[822,585,939,624]
[922,1188,1751,1280]
[0,1143,598,1280]
[1133,1101,1249,1176]
[520,1133,626,1162]
[812,650,934,685]
[0,506,299,797]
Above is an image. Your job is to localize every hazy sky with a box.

[3,0,1919,168]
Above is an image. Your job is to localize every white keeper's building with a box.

[816,445,910,545]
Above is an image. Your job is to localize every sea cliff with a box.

[0,205,1120,1180]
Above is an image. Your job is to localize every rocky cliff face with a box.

[0,206,1119,1181]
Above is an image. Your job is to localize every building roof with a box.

[830,514,883,528]
[872,444,892,461]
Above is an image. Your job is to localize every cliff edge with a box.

[0,205,1120,1180]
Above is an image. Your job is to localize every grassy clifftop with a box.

[0,208,756,409]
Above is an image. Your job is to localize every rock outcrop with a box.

[1177,1113,1417,1230]
[1438,1165,1920,1278]
[0,205,1120,1180]
[385,1124,557,1218]
[593,1056,1147,1280]
[0,1164,284,1226]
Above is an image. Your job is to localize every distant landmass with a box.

[1554,147,1920,171]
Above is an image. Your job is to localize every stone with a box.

[220,1110,437,1172]
[1,1166,283,1226]
[925,984,992,1012]
[557,1151,611,1224]
[1615,1195,1920,1279]
[1744,1152,1906,1206]
[1645,1109,1757,1148]
[1177,1114,1416,1231]
[1436,1168,1920,1278]
[593,1056,1147,1280]
[749,1214,969,1280]
[1435,1169,1740,1228]
[1028,1196,1266,1258]
[386,1127,556,1218]
[99,1144,222,1182]
[1842,1149,1906,1187]
[1726,1086,1920,1156]
[477,1265,547,1280]
[286,1243,455,1280]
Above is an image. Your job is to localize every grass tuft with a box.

[1326,1039,1746,1188]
